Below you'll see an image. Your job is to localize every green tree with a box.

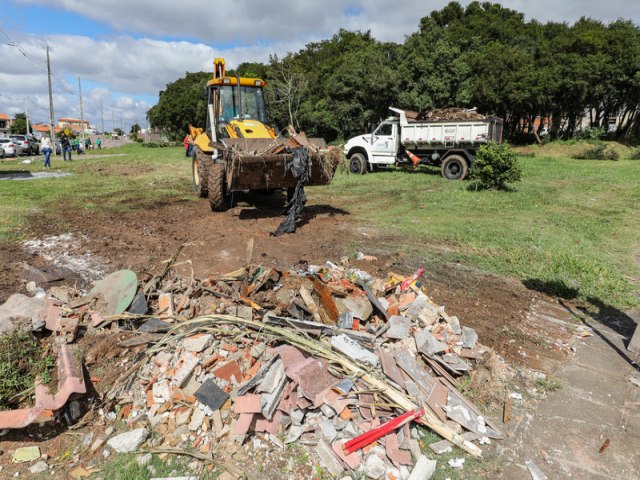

[10,113,31,134]
[146,71,210,140]
[130,123,141,134]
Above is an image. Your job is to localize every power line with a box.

[0,27,75,94]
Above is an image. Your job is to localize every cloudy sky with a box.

[1,0,638,133]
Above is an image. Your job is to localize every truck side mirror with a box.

[203,87,208,99]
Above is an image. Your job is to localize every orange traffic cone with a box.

[405,149,421,166]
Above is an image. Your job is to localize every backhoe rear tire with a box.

[192,147,211,198]
[208,163,230,212]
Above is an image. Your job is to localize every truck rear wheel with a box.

[192,147,211,198]
[441,155,468,180]
[208,163,230,212]
[349,153,367,175]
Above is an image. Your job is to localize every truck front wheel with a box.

[441,155,468,180]
[349,153,367,175]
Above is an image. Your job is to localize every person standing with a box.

[41,136,52,169]
[60,132,72,161]
[184,134,191,157]
[96,137,102,150]
[85,137,91,151]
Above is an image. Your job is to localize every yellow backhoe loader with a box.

[189,58,339,216]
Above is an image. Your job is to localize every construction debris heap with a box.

[2,252,506,478]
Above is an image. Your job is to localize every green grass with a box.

[89,453,196,480]
[313,155,640,309]
[0,144,194,242]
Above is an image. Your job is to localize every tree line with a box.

[147,1,640,143]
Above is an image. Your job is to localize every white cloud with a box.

[3,0,638,129]
[0,32,301,130]
[14,0,640,44]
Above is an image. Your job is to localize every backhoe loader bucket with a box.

[222,138,340,192]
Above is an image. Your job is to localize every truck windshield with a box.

[374,122,393,136]
[218,86,268,124]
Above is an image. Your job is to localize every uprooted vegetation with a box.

[0,328,55,410]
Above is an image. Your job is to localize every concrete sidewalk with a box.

[497,306,640,479]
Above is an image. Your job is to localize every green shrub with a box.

[573,144,619,160]
[574,127,605,142]
[469,142,522,190]
[628,147,640,160]
[141,141,179,148]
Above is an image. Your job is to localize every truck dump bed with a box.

[390,107,503,148]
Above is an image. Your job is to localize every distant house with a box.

[58,117,89,133]
[0,113,12,138]
[32,124,62,139]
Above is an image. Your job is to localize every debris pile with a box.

[1,252,507,478]
[404,108,487,122]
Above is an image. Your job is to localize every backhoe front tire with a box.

[441,155,468,180]
[192,147,211,198]
[208,163,230,212]
[349,153,367,175]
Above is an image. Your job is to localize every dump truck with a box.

[343,107,503,180]
[189,58,339,212]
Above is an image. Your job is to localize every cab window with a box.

[375,123,393,136]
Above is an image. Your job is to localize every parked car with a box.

[0,138,18,157]
[10,134,40,155]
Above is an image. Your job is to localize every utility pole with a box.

[24,98,30,134]
[78,77,85,142]
[100,97,104,134]
[120,114,123,134]
[46,45,57,155]
[112,110,114,134]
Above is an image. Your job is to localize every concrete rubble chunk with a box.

[29,461,49,474]
[189,408,206,431]
[334,294,373,321]
[363,451,386,479]
[331,334,378,366]
[12,446,41,463]
[0,294,45,333]
[319,418,338,443]
[174,351,200,387]
[461,326,478,349]
[106,428,148,453]
[182,333,213,353]
[387,315,411,340]
[260,372,287,421]
[257,358,286,394]
[315,439,345,477]
[415,329,446,356]
[525,460,549,480]
[408,455,437,480]
[284,424,306,444]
